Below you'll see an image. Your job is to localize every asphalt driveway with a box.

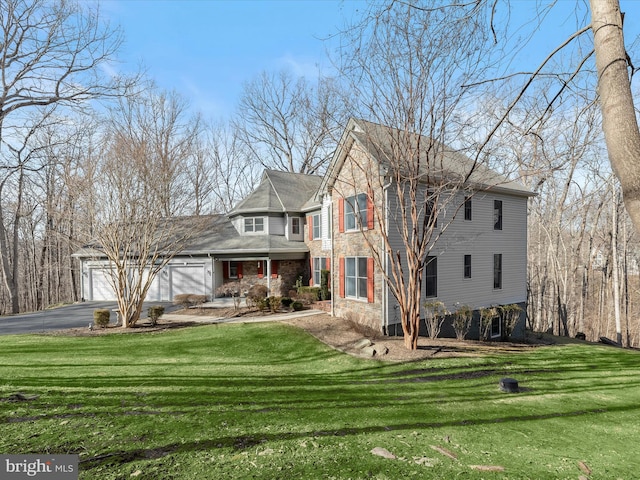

[0,301,177,335]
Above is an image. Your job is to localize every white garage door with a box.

[90,268,116,301]
[89,267,162,302]
[143,269,162,302]
[169,264,206,299]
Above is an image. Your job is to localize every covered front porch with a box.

[212,255,308,299]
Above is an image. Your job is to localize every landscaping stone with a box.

[470,465,505,472]
[361,346,376,357]
[354,338,372,349]
[370,447,396,460]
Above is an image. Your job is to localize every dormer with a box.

[228,170,323,239]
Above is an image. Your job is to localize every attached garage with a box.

[83,261,209,302]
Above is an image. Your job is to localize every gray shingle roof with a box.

[182,215,308,257]
[73,214,309,259]
[330,118,533,197]
[230,169,323,215]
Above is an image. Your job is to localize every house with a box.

[75,170,322,302]
[313,118,534,339]
[75,118,533,340]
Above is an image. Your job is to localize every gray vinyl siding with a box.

[385,187,528,329]
[285,215,304,241]
[268,215,286,235]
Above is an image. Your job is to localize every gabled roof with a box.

[230,169,323,216]
[320,118,534,198]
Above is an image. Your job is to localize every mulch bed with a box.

[40,305,550,362]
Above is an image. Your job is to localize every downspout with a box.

[330,198,335,317]
[80,259,85,302]
[267,258,271,295]
[382,175,392,334]
[209,254,215,300]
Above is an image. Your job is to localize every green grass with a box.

[1,322,638,479]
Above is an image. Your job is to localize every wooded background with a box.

[1,0,639,346]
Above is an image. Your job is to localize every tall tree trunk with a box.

[590,0,640,233]
[0,166,25,314]
[611,186,622,344]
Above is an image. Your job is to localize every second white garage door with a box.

[90,268,115,301]
[168,264,206,300]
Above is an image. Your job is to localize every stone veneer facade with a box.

[329,143,385,331]
[223,259,306,297]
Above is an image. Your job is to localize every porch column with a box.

[266,258,272,295]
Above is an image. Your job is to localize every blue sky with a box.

[100,0,640,120]
[101,0,364,118]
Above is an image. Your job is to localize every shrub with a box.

[215,282,243,298]
[246,284,268,308]
[320,269,331,301]
[479,306,499,341]
[173,294,192,308]
[173,294,207,308]
[188,295,208,306]
[500,304,522,339]
[281,297,293,309]
[297,286,321,301]
[423,300,448,339]
[147,305,165,326]
[452,304,473,341]
[93,309,110,328]
[291,301,304,311]
[268,296,282,313]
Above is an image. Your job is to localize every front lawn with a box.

[0,322,638,479]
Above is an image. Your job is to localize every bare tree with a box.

[336,2,500,349]
[89,130,210,328]
[234,69,349,175]
[203,122,261,213]
[590,0,640,234]
[0,0,133,313]
[107,85,202,217]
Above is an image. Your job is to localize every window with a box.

[229,261,239,279]
[425,256,437,297]
[312,213,321,239]
[258,260,279,279]
[426,198,437,228]
[345,193,368,230]
[313,257,329,285]
[464,197,472,221]
[493,254,502,289]
[491,316,501,338]
[291,217,300,235]
[464,255,472,279]
[494,200,502,230]
[345,257,368,300]
[244,217,264,233]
